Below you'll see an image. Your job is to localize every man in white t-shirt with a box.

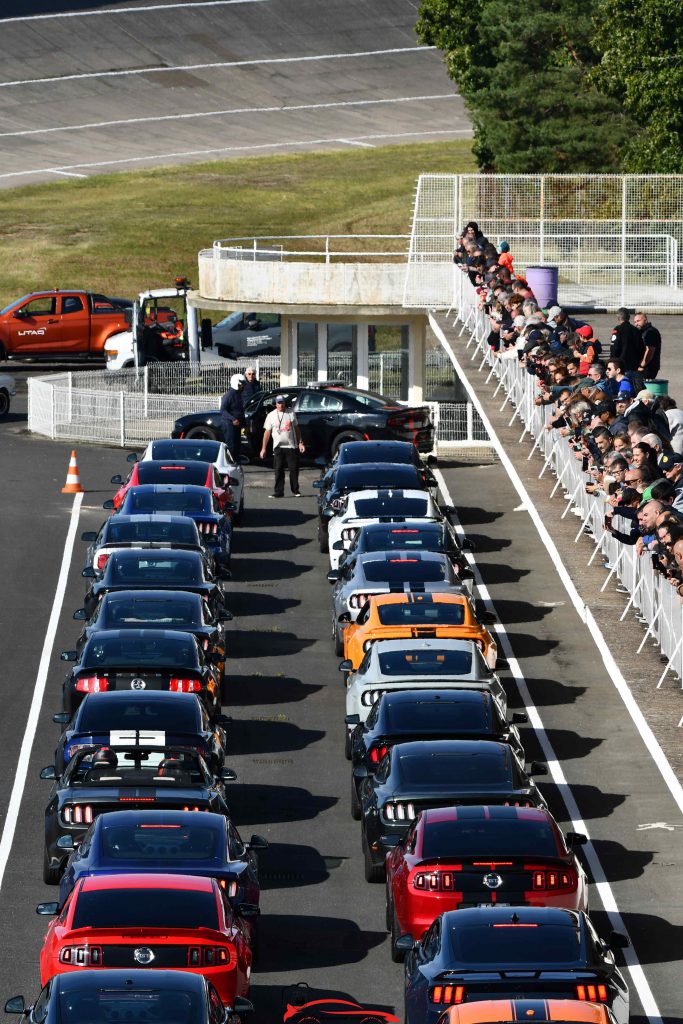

[259,395,305,497]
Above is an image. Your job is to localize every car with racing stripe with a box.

[336,520,470,584]
[132,439,245,521]
[431,1000,619,1024]
[110,461,235,517]
[81,515,215,583]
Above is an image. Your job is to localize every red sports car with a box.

[385,805,588,957]
[38,873,254,1008]
[111,462,234,514]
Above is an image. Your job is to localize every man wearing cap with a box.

[658,452,683,512]
[610,307,644,372]
[260,395,305,498]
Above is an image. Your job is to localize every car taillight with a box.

[75,676,109,693]
[59,945,102,966]
[169,678,202,692]
[363,640,374,652]
[361,689,384,706]
[349,593,374,609]
[63,805,94,824]
[368,744,388,764]
[182,804,209,811]
[474,638,485,650]
[413,868,463,891]
[197,522,218,535]
[576,985,608,1003]
[384,801,416,821]
[430,985,464,1005]
[218,880,238,897]
[503,801,534,807]
[187,946,232,966]
[341,528,359,542]
[96,553,110,571]
[527,866,577,892]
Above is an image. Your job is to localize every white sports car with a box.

[0,372,17,417]
[327,488,444,569]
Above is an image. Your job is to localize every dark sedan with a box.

[52,691,229,774]
[401,907,629,1024]
[40,744,235,884]
[58,809,267,917]
[339,520,467,575]
[60,629,222,717]
[317,461,429,525]
[81,513,214,582]
[349,691,527,819]
[172,383,434,459]
[357,740,548,882]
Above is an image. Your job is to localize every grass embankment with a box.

[0,141,475,307]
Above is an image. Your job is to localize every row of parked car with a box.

[13,439,265,1024]
[316,440,631,1024]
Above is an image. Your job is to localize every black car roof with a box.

[381,689,489,711]
[103,548,203,569]
[336,463,420,484]
[151,439,220,455]
[99,589,204,607]
[52,969,209,994]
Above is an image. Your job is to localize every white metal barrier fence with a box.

[449,270,683,685]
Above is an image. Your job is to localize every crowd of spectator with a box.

[453,221,683,599]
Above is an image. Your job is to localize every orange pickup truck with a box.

[0,290,131,361]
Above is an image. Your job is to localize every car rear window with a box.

[101,824,219,861]
[79,696,198,732]
[58,988,200,1024]
[72,888,219,930]
[137,463,210,486]
[365,527,442,552]
[151,441,219,462]
[377,602,464,625]
[378,650,473,676]
[340,445,414,465]
[385,698,490,733]
[339,465,420,490]
[397,750,511,787]
[353,497,430,518]
[105,556,203,586]
[363,559,448,584]
[422,818,558,859]
[447,921,582,964]
[102,596,201,627]
[82,634,199,668]
[125,491,211,513]
[105,520,198,544]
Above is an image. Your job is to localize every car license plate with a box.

[477,902,510,908]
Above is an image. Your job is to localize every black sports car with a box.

[81,548,228,620]
[357,740,548,881]
[81,514,214,582]
[40,744,235,884]
[338,520,468,575]
[401,907,630,1024]
[349,691,527,819]
[316,462,429,527]
[171,383,435,458]
[52,691,229,775]
[60,629,222,717]
[4,968,252,1024]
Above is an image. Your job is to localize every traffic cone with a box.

[61,450,84,493]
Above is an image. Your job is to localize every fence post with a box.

[621,176,627,306]
[466,401,474,442]
[144,365,149,419]
[120,391,125,447]
[539,175,545,264]
[67,371,73,424]
[51,386,56,439]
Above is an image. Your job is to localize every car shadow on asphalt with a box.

[451,504,505,526]
[227,591,301,616]
[466,533,513,553]
[227,784,337,825]
[589,839,653,883]
[253,915,386,971]
[257,842,334,889]
[523,677,588,706]
[250,981,397,1024]
[589,909,683,965]
[236,558,314,582]
[543,782,627,822]
[228,719,325,755]
[503,632,560,658]
[540,729,604,761]
[229,630,317,657]
[226,674,323,705]
[477,563,531,585]
[233,531,309,554]
[486,599,556,624]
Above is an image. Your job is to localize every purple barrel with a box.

[525,265,559,308]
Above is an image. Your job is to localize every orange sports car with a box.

[343,593,497,671]
[435,1000,616,1024]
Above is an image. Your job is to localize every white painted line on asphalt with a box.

[339,139,376,148]
[430,311,683,816]
[1,0,268,21]
[0,129,472,180]
[0,93,460,139]
[0,492,83,890]
[0,46,438,89]
[50,170,88,179]
[434,467,663,1024]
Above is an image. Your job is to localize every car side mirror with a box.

[40,766,57,780]
[4,997,26,1015]
[528,761,548,775]
[352,765,368,779]
[236,903,260,918]
[219,609,233,621]
[566,831,588,847]
[345,714,360,725]
[479,610,496,625]
[327,570,340,583]
[56,835,75,851]
[110,475,123,485]
[60,650,78,662]
[247,834,268,851]
[216,714,232,728]
[126,452,138,463]
[609,930,630,950]
[332,541,344,550]
[81,566,95,578]
[322,508,336,520]
[233,998,254,1016]
[73,608,87,620]
[460,537,475,550]
[312,480,323,489]
[511,711,528,724]
[221,768,237,782]
[339,659,353,673]
[395,934,414,952]
[228,477,240,486]
[380,835,401,848]
[36,902,59,916]
[53,712,71,726]
[102,499,115,510]
[221,569,233,581]
[80,531,97,542]
[338,612,351,623]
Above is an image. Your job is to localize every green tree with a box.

[416,0,631,172]
[591,0,683,172]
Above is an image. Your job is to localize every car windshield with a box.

[353,496,430,518]
[364,527,443,552]
[377,602,464,625]
[136,463,211,486]
[72,888,218,930]
[105,521,198,545]
[101,823,219,862]
[363,558,448,583]
[215,311,243,329]
[447,921,582,964]
[104,556,203,586]
[58,988,202,1024]
[82,634,199,668]
[124,491,211,514]
[0,295,30,314]
[150,440,220,462]
[378,649,473,676]
[346,389,392,408]
[79,697,198,732]
[101,596,202,627]
[337,466,420,491]
[397,750,511,788]
[422,818,558,859]
[385,698,490,732]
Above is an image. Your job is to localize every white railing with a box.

[449,270,683,687]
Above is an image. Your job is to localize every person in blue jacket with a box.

[220,373,246,460]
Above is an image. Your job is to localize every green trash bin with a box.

[645,379,668,396]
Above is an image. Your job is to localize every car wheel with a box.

[43,848,61,886]
[344,725,352,761]
[362,826,384,883]
[350,773,361,820]
[318,522,328,553]
[0,389,9,417]
[391,905,406,962]
[185,425,220,441]
[331,430,364,457]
